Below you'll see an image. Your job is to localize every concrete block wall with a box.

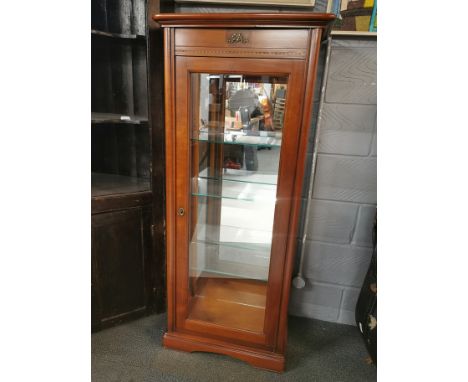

[289,37,377,325]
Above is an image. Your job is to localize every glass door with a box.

[175,57,306,347]
[189,73,287,334]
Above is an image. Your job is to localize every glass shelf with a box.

[192,177,277,202]
[194,197,275,241]
[193,239,270,253]
[193,222,273,252]
[189,267,268,282]
[198,167,278,186]
[193,130,282,148]
[189,241,270,281]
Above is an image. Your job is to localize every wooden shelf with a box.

[92,172,150,198]
[188,276,267,333]
[91,112,148,125]
[91,29,145,40]
[331,30,377,37]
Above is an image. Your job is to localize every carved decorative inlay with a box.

[226,32,249,44]
[175,47,307,59]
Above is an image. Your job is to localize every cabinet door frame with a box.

[168,56,307,350]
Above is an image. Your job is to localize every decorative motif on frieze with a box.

[226,33,249,44]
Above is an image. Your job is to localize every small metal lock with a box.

[177,207,185,216]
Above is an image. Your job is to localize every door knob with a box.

[177,207,185,216]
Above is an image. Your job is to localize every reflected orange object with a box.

[260,98,274,130]
[224,159,241,170]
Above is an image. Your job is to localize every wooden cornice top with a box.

[152,13,336,28]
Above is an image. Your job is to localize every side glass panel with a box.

[188,74,288,333]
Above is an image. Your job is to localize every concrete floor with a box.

[92,313,376,382]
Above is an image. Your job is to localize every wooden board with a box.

[189,276,267,333]
[91,172,150,197]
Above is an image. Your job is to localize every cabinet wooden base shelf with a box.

[189,276,266,333]
[163,332,285,373]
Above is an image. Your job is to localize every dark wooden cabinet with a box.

[92,207,152,331]
[91,0,174,332]
[153,13,334,372]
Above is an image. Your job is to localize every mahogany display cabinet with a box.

[152,13,335,372]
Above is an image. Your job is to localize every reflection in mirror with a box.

[188,73,288,333]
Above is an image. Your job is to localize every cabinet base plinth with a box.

[163,332,285,372]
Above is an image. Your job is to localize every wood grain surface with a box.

[153,12,335,28]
